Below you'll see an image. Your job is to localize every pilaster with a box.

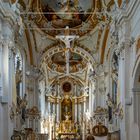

[115,37,133,140]
[56,98,60,122]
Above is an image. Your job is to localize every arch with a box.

[132,60,140,121]
[15,42,27,97]
[132,53,140,140]
[25,27,34,65]
[132,54,140,87]
[40,45,96,68]
[133,62,140,89]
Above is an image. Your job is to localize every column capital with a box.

[8,41,16,53]
[116,38,135,58]
[0,38,7,48]
[26,65,41,79]
[8,41,16,60]
[0,37,16,53]
[115,41,124,55]
[94,64,105,76]
[56,98,60,104]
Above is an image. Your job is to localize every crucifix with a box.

[56,26,79,75]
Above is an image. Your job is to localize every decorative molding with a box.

[115,42,125,59]
[0,1,18,26]
[116,0,139,25]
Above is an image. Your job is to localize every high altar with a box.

[57,95,77,139]
[44,80,88,139]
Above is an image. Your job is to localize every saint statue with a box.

[65,114,71,121]
[19,94,27,122]
[106,93,113,122]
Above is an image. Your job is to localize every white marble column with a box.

[0,41,3,96]
[48,101,50,114]
[56,83,60,122]
[8,40,16,137]
[133,90,140,140]
[45,99,48,117]
[74,83,77,96]
[0,2,23,139]
[49,119,52,140]
[56,103,59,122]
[89,83,92,113]
[0,39,4,140]
[118,50,126,140]
[91,82,94,112]
[82,120,86,140]
[0,40,2,79]
[0,38,15,139]
[9,42,17,131]
[53,103,55,114]
[75,99,77,122]
[117,40,133,140]
[57,82,60,95]
[83,98,86,113]
[78,103,81,122]
[56,99,60,122]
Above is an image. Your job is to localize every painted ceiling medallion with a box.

[30,0,99,37]
[47,51,87,74]
[41,0,94,28]
[28,0,114,37]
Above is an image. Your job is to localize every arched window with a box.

[112,53,118,105]
[14,49,23,98]
[112,80,117,104]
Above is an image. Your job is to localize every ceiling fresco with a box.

[24,0,114,38]
[47,51,87,74]
[52,51,82,66]
[41,0,94,28]
[30,0,102,37]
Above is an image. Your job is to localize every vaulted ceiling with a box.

[17,0,118,85]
